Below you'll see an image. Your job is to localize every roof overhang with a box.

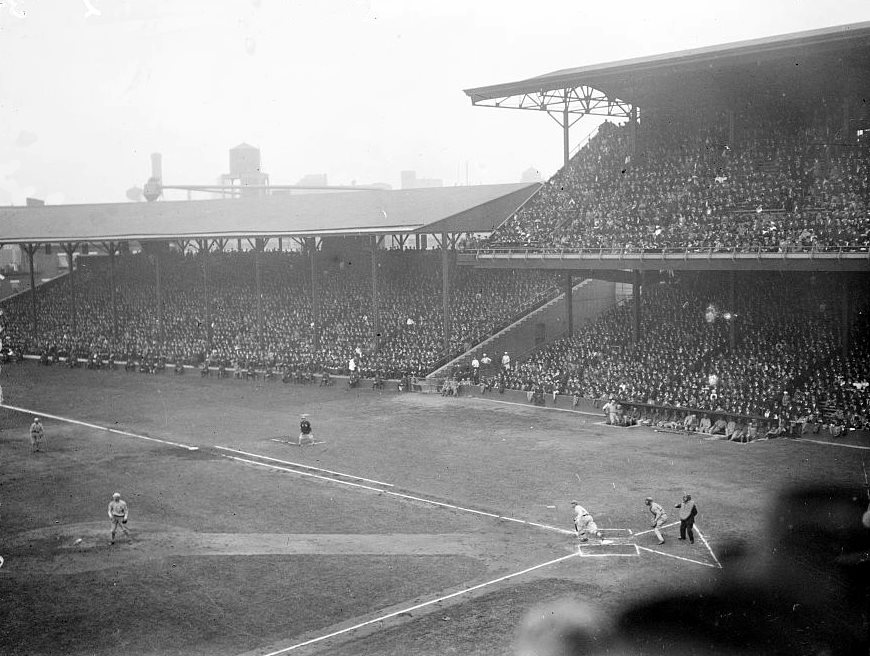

[0,183,540,244]
[464,21,870,115]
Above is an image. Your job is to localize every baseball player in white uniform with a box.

[645,496,668,545]
[108,492,131,544]
[571,501,602,542]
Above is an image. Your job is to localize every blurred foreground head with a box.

[515,485,869,656]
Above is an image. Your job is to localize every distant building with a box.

[297,173,328,188]
[401,170,443,190]
[221,143,269,197]
[521,166,543,183]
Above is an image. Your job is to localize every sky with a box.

[0,0,869,205]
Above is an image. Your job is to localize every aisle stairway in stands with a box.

[429,278,618,379]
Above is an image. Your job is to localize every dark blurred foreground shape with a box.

[516,484,870,655]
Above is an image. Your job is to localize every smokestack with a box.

[151,153,163,181]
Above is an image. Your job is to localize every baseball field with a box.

[0,362,866,655]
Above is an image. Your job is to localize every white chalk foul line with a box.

[220,446,394,487]
[253,551,581,656]
[792,437,870,451]
[636,545,718,568]
[631,520,681,538]
[219,453,575,537]
[0,403,199,451]
[693,526,722,569]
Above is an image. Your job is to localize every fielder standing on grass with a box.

[645,496,668,545]
[29,417,44,453]
[675,493,698,544]
[108,492,131,544]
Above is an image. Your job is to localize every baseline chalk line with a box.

[0,404,199,451]
[693,526,722,569]
[220,453,574,536]
[631,521,680,538]
[792,437,870,451]
[636,545,718,568]
[250,551,580,656]
[219,446,393,487]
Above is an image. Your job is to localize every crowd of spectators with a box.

[0,248,559,381]
[481,272,868,433]
[486,106,870,252]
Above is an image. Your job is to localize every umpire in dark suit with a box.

[675,493,697,544]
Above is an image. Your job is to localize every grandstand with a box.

[0,23,866,436]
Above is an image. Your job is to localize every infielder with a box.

[645,496,668,545]
[29,417,44,453]
[571,501,602,542]
[299,414,314,445]
[108,492,131,544]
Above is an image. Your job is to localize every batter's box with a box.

[578,543,639,557]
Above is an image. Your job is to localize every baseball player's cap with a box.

[112,492,121,499]
[644,497,653,503]
[33,417,40,422]
[570,500,579,505]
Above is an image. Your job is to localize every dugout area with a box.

[1,364,866,655]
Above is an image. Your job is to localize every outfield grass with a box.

[0,362,866,655]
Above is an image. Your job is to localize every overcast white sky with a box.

[1,0,868,205]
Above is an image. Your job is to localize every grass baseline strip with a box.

[219,452,575,536]
[251,551,582,656]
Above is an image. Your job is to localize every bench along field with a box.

[0,363,865,655]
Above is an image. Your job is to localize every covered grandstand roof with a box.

[0,183,539,243]
[464,21,870,111]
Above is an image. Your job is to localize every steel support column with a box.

[729,271,737,351]
[22,244,39,342]
[105,243,118,348]
[564,272,573,337]
[308,237,320,352]
[199,240,211,352]
[154,249,164,350]
[254,238,265,350]
[562,102,570,167]
[632,270,641,344]
[62,243,78,337]
[841,274,851,357]
[442,232,451,354]
[371,235,381,354]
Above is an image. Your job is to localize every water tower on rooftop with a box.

[221,143,269,197]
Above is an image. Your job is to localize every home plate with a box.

[578,543,639,557]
